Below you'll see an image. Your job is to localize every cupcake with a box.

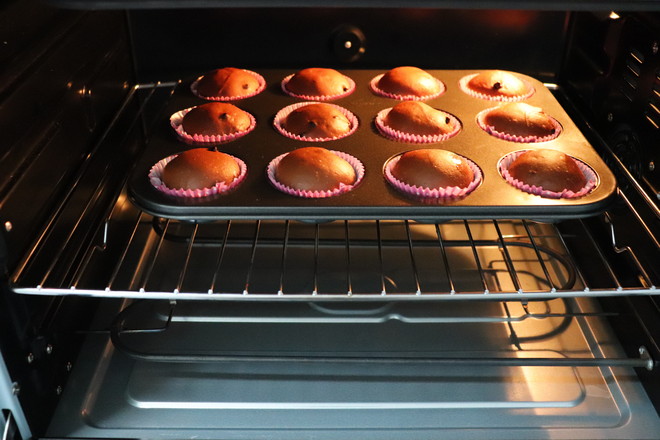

[275,102,357,141]
[150,148,247,198]
[376,101,460,142]
[282,68,355,100]
[461,70,533,101]
[371,66,445,100]
[191,67,265,101]
[171,102,256,145]
[500,149,596,198]
[385,149,481,199]
[268,146,364,198]
[478,102,560,142]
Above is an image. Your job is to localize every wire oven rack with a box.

[7,82,660,301]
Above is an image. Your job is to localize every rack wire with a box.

[8,82,660,301]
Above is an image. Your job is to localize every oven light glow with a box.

[609,11,620,20]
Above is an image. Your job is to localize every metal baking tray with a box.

[128,69,617,222]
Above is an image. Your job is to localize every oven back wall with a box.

[128,8,568,83]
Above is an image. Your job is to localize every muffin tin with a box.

[128,69,617,222]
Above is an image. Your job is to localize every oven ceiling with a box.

[41,0,660,11]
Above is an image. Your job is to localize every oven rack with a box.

[7,82,660,301]
[105,299,657,370]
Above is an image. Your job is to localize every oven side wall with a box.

[0,0,134,436]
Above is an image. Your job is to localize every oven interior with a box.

[0,1,659,439]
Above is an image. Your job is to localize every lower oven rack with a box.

[7,82,660,301]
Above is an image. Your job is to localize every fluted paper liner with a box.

[498,150,598,199]
[149,153,247,198]
[459,73,535,102]
[280,73,356,101]
[476,107,562,143]
[375,108,461,143]
[190,69,266,101]
[267,150,364,198]
[369,74,446,101]
[170,107,256,146]
[273,102,359,142]
[384,153,482,199]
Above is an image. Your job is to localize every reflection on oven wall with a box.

[0,1,659,440]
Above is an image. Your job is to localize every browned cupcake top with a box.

[391,149,474,189]
[383,101,456,136]
[507,149,586,192]
[275,147,356,192]
[162,148,240,190]
[483,102,557,138]
[377,66,442,97]
[282,103,352,139]
[285,68,352,97]
[196,67,261,98]
[181,102,252,137]
[467,70,529,98]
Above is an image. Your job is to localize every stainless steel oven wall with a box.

[127,8,568,83]
[0,0,133,436]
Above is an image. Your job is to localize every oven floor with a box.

[46,298,660,440]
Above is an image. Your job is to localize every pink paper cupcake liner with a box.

[383,153,482,200]
[459,73,535,102]
[170,107,256,146]
[369,74,446,101]
[190,69,266,101]
[375,108,461,143]
[273,102,359,142]
[280,74,356,101]
[498,150,598,199]
[267,150,365,198]
[476,107,562,143]
[149,153,248,198]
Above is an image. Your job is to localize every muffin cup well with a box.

[498,150,598,199]
[190,69,266,101]
[383,153,482,200]
[375,108,461,143]
[476,107,562,143]
[170,107,256,146]
[267,150,365,198]
[280,74,356,101]
[459,73,535,102]
[369,74,446,101]
[273,102,359,142]
[149,153,248,198]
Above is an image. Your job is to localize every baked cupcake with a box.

[268,146,364,198]
[275,102,357,141]
[191,67,265,101]
[385,149,481,199]
[171,102,256,145]
[376,101,460,143]
[282,68,355,100]
[149,148,247,198]
[461,70,533,101]
[500,149,596,198]
[478,102,560,142]
[371,66,445,100]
